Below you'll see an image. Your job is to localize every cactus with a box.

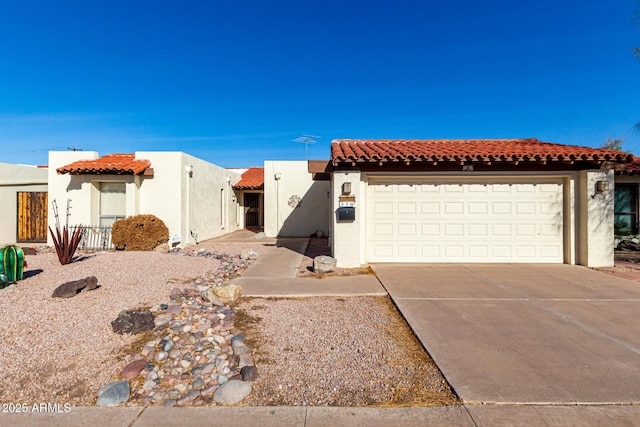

[0,245,25,288]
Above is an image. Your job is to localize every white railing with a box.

[70,225,115,251]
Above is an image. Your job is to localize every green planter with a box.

[0,245,25,288]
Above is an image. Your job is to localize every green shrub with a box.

[111,214,169,251]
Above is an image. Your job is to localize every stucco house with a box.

[44,139,633,269]
[313,139,632,268]
[47,151,329,248]
[48,151,246,247]
[614,157,640,237]
[0,162,48,245]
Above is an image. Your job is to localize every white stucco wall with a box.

[330,169,365,267]
[264,161,331,237]
[179,152,242,244]
[577,169,615,267]
[47,151,101,245]
[0,163,48,245]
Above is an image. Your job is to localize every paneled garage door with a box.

[366,178,564,263]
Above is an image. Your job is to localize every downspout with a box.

[274,172,282,236]
[185,165,193,245]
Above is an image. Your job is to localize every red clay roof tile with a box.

[331,139,633,165]
[624,157,640,174]
[57,154,151,175]
[233,167,264,189]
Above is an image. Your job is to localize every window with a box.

[614,183,638,235]
[100,182,126,226]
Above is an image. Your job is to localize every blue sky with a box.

[2,1,640,167]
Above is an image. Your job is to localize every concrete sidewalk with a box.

[3,404,640,426]
[235,237,386,296]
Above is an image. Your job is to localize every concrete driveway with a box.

[372,264,640,404]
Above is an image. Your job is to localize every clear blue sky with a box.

[2,1,640,167]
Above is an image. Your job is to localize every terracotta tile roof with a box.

[624,157,640,174]
[57,154,151,175]
[331,139,633,165]
[233,167,264,189]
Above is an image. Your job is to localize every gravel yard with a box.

[0,243,457,407]
[235,296,457,406]
[0,244,263,406]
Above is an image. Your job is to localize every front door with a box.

[244,193,261,227]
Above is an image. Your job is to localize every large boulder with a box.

[313,256,337,273]
[52,276,99,298]
[204,283,242,304]
[96,380,130,406]
[213,380,252,404]
[111,309,155,334]
[240,248,258,260]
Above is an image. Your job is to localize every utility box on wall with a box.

[336,206,355,222]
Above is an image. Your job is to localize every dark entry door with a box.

[244,193,260,227]
[17,191,48,243]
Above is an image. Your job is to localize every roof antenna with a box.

[293,135,321,161]
[67,146,83,151]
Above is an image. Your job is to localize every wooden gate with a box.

[17,192,48,243]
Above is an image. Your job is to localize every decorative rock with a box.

[142,380,156,390]
[233,345,250,355]
[254,232,266,240]
[240,248,258,260]
[155,351,168,362]
[52,276,99,298]
[231,333,246,343]
[205,284,242,304]
[96,381,130,406]
[111,309,155,335]
[192,377,205,390]
[121,360,147,380]
[213,380,252,404]
[313,255,337,273]
[237,353,253,368]
[240,366,258,381]
[155,317,171,329]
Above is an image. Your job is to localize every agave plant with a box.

[49,199,85,265]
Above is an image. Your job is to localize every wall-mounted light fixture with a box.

[595,180,609,194]
[591,180,609,198]
[342,182,352,195]
[274,173,282,180]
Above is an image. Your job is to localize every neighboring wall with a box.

[264,161,331,237]
[136,152,242,245]
[0,162,48,245]
[48,151,243,247]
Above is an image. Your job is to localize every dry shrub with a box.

[111,214,169,251]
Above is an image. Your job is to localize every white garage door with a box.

[366,178,564,263]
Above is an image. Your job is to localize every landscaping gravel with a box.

[0,244,457,407]
[235,296,457,406]
[0,245,263,406]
